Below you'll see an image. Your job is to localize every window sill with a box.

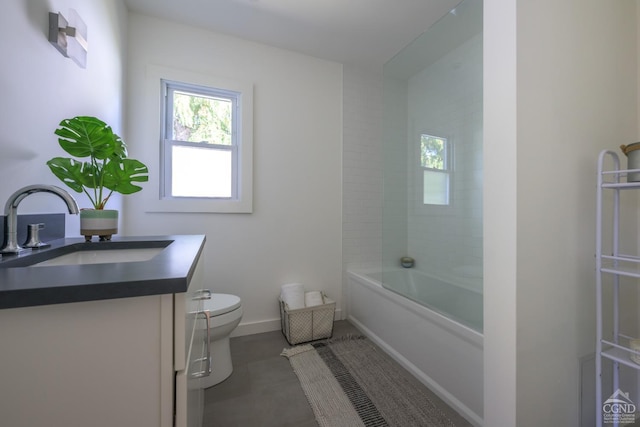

[143,196,252,214]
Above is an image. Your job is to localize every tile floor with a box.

[203,320,469,427]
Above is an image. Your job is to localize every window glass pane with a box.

[421,134,447,170]
[171,145,232,198]
[423,170,449,205]
[172,91,232,145]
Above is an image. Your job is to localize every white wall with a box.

[484,0,639,425]
[125,13,343,335]
[342,65,383,303]
[483,0,517,424]
[0,0,127,233]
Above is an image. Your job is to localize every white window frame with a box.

[161,80,240,200]
[418,132,452,208]
[143,66,253,214]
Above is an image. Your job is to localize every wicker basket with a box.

[279,294,335,345]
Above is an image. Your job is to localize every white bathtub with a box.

[347,269,484,426]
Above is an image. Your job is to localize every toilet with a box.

[202,293,243,388]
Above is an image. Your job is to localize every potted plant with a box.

[46,116,149,241]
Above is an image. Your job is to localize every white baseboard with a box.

[231,318,281,337]
[231,309,343,337]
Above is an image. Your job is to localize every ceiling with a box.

[124,0,462,68]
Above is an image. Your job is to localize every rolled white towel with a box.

[280,283,305,310]
[304,291,324,307]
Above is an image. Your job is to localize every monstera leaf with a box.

[103,158,149,195]
[46,157,97,193]
[46,116,149,209]
[54,116,119,160]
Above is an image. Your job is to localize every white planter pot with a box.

[80,209,118,241]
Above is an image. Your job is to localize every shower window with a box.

[420,134,450,205]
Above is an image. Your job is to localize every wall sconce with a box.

[48,9,88,69]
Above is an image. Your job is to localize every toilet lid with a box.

[204,294,242,317]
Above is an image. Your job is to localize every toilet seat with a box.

[204,294,241,317]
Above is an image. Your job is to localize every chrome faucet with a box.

[1,185,79,254]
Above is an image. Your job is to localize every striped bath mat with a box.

[281,336,471,427]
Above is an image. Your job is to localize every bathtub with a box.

[347,269,484,426]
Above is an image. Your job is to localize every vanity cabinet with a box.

[0,253,206,427]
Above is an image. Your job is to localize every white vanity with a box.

[0,235,207,427]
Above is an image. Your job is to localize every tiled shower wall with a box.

[342,31,482,308]
[406,33,483,292]
[342,65,384,307]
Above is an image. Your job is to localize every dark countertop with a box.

[0,235,206,310]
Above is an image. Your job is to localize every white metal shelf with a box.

[595,149,640,427]
[601,347,640,370]
[600,165,640,189]
[600,254,640,278]
[601,182,640,189]
[600,267,640,279]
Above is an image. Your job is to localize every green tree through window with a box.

[420,134,449,205]
[421,134,446,170]
[173,91,232,145]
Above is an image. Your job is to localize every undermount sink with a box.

[0,239,173,269]
[32,248,165,267]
